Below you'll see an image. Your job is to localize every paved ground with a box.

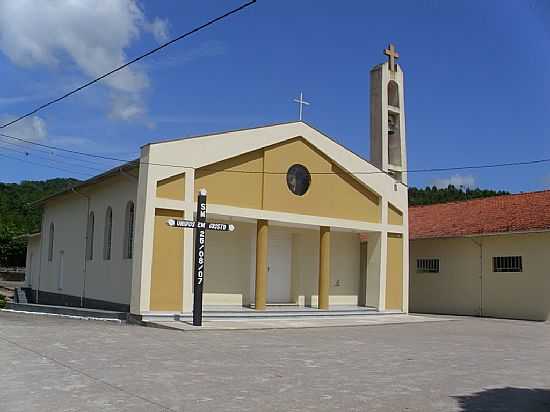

[1,311,550,411]
[150,313,448,331]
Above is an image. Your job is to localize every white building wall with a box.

[410,232,550,321]
[292,228,361,306]
[203,220,256,306]
[34,173,138,308]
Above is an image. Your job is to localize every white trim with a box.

[205,203,403,234]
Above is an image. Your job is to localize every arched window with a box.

[48,222,54,262]
[86,211,95,261]
[103,207,112,260]
[124,201,135,259]
[388,80,399,107]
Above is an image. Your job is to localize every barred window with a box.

[417,258,440,273]
[493,256,522,273]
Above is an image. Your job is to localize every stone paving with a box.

[149,313,448,331]
[1,311,550,411]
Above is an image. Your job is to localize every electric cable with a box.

[0,0,257,130]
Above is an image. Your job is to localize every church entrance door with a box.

[267,230,292,303]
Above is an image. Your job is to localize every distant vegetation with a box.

[0,179,509,267]
[408,185,509,206]
[0,178,79,267]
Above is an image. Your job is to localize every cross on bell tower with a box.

[384,43,399,72]
[370,43,408,184]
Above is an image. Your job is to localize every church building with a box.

[24,46,409,318]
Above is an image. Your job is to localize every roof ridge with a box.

[144,120,303,147]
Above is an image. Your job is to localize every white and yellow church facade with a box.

[25,51,409,318]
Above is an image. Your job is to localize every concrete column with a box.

[255,219,268,310]
[318,226,331,310]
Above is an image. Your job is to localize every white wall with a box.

[292,228,361,306]
[410,237,481,316]
[33,173,138,307]
[203,220,255,306]
[410,232,550,321]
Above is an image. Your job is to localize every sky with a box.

[0,0,549,193]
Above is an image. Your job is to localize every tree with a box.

[0,178,79,267]
[408,185,509,206]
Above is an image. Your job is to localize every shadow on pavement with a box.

[454,387,550,412]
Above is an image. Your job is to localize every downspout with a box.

[71,187,90,308]
[36,218,45,304]
[469,237,483,317]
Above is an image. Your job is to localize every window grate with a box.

[493,256,522,272]
[417,258,440,273]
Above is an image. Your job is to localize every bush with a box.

[0,295,6,309]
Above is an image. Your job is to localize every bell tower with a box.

[370,43,408,184]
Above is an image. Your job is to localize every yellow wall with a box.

[388,203,403,225]
[410,233,550,321]
[482,233,550,321]
[194,138,381,223]
[386,233,403,310]
[410,238,481,316]
[150,209,184,311]
[195,150,263,209]
[156,173,185,200]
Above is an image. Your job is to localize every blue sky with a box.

[0,0,549,192]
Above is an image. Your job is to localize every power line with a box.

[0,152,91,178]
[0,132,127,162]
[2,129,550,177]
[0,144,105,173]
[0,0,257,130]
[0,137,114,168]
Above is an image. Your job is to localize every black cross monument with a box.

[166,188,235,326]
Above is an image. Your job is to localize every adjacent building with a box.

[409,191,550,321]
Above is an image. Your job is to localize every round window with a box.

[286,164,311,196]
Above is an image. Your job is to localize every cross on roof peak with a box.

[384,43,399,72]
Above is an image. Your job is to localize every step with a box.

[141,309,402,322]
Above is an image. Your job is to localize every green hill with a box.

[0,178,80,266]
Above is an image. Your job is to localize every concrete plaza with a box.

[1,311,549,411]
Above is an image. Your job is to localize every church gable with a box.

[194,137,381,223]
[194,149,264,209]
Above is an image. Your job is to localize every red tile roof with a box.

[409,190,550,240]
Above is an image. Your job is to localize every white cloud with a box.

[0,0,168,121]
[0,115,47,141]
[145,17,170,43]
[109,94,146,121]
[432,174,476,189]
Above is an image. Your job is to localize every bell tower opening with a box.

[388,81,399,108]
[388,111,402,166]
[369,43,407,184]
